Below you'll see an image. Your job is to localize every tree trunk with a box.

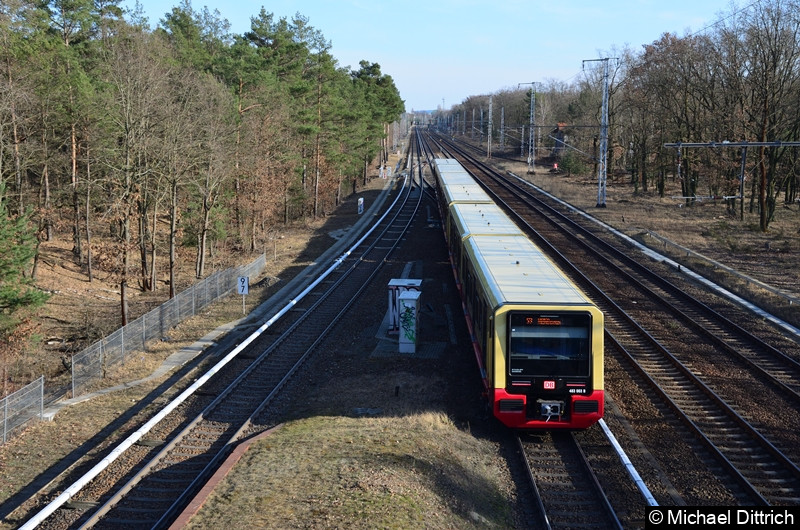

[41,138,52,241]
[235,87,243,236]
[196,196,210,279]
[250,214,257,252]
[7,58,23,215]
[314,162,320,219]
[12,115,22,213]
[640,138,648,193]
[86,170,93,283]
[149,199,158,291]
[71,122,82,259]
[759,146,768,231]
[31,238,41,281]
[121,217,130,326]
[336,170,343,206]
[169,180,178,298]
[139,197,151,290]
[314,81,322,219]
[787,168,798,205]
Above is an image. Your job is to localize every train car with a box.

[434,158,604,429]
[445,203,521,275]
[433,158,494,245]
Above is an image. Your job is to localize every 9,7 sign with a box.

[237,276,249,314]
[237,276,249,295]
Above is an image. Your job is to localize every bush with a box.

[560,151,588,176]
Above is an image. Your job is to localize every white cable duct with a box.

[598,419,659,506]
[21,172,408,529]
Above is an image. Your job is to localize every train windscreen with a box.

[507,312,591,377]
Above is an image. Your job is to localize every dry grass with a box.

[186,414,512,530]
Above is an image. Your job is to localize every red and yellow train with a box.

[434,158,604,429]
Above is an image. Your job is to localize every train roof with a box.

[434,159,494,206]
[450,203,523,239]
[433,158,461,169]
[441,180,493,206]
[464,234,592,308]
[435,165,469,175]
[433,158,473,179]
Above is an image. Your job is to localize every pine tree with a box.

[0,184,48,395]
[0,184,47,336]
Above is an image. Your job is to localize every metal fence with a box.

[0,254,266,446]
[72,254,267,397]
[1,376,44,444]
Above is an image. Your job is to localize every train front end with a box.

[492,304,604,430]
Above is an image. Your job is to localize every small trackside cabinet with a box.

[387,279,422,334]
[398,290,421,353]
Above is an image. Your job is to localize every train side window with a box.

[478,299,488,355]
[467,270,476,313]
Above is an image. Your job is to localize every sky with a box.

[122,0,745,112]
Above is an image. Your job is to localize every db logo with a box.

[543,380,556,390]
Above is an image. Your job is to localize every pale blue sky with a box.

[123,0,744,111]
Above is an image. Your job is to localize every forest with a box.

[0,0,404,381]
[4,0,800,395]
[440,0,800,233]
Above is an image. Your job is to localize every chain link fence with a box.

[1,254,266,445]
[1,376,44,445]
[72,254,267,397]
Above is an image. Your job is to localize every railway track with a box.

[518,432,622,529]
[605,328,799,505]
[429,132,800,506]
[19,139,428,529]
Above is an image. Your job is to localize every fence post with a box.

[39,376,44,420]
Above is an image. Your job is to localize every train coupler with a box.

[537,400,564,421]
